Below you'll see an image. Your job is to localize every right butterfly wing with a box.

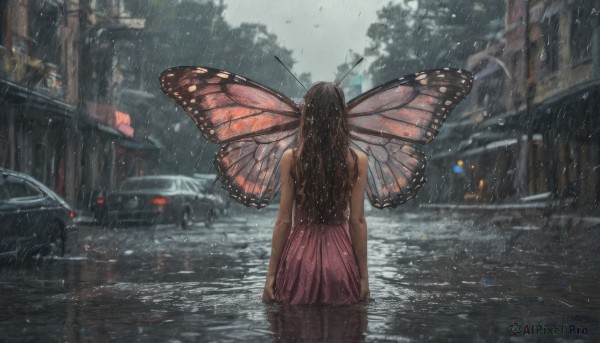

[215,130,297,208]
[348,68,472,144]
[159,66,301,144]
[350,132,427,209]
[348,68,473,208]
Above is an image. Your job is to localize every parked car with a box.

[96,175,218,228]
[192,174,230,217]
[0,169,75,261]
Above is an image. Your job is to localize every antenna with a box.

[336,57,364,85]
[274,56,307,91]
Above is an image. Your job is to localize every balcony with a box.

[0,42,65,101]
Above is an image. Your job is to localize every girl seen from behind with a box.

[263,82,370,305]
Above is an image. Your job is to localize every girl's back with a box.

[263,82,370,305]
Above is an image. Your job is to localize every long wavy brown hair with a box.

[292,82,358,223]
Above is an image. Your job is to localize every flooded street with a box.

[1,210,599,342]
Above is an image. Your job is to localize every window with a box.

[476,70,506,113]
[0,175,43,200]
[571,5,593,63]
[120,178,177,191]
[185,180,200,193]
[181,180,198,192]
[28,2,62,65]
[542,14,560,75]
[0,1,8,47]
[0,115,7,168]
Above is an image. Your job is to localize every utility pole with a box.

[594,0,600,79]
[516,0,533,198]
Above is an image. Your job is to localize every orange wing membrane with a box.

[348,68,473,208]
[159,66,300,144]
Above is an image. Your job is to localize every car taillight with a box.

[96,197,105,205]
[151,197,168,205]
[69,211,76,218]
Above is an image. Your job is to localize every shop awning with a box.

[117,137,160,151]
[0,79,75,117]
[459,138,518,157]
[96,123,123,137]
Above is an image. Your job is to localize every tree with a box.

[364,0,504,85]
[121,0,309,174]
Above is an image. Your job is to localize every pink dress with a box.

[273,203,361,305]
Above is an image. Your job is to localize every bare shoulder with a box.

[281,149,294,166]
[352,148,368,161]
[349,148,368,167]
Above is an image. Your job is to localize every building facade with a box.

[0,0,160,210]
[426,0,600,213]
[0,0,80,202]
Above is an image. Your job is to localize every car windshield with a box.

[120,178,177,191]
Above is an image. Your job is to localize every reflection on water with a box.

[266,304,368,342]
[0,211,598,342]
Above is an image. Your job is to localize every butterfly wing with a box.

[348,68,473,208]
[159,66,301,207]
[350,133,427,209]
[215,130,297,208]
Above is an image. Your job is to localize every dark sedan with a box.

[97,175,218,228]
[0,169,75,261]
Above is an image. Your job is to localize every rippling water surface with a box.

[0,210,598,342]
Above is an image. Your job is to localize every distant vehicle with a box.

[193,174,230,216]
[0,169,75,260]
[96,175,218,228]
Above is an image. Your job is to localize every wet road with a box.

[1,210,599,342]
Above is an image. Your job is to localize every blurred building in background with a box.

[0,0,161,210]
[78,0,161,209]
[427,0,600,213]
[0,0,79,203]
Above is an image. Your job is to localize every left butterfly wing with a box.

[215,130,297,208]
[348,68,473,208]
[159,66,301,207]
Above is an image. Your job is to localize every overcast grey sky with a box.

[222,0,394,82]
